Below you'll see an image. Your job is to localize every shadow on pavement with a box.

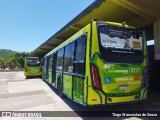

[43,79,160,119]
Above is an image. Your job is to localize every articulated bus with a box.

[42,20,148,106]
[24,57,42,78]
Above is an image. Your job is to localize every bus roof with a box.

[44,20,138,57]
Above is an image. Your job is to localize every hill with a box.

[0,49,17,59]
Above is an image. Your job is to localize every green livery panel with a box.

[92,53,146,94]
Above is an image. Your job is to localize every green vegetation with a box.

[0,49,16,59]
[0,49,29,71]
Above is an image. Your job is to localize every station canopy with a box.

[30,0,160,57]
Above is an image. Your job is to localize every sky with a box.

[0,0,95,52]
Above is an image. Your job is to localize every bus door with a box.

[56,48,64,87]
[42,58,47,80]
[62,43,75,98]
[48,54,53,83]
[72,36,86,103]
[46,56,50,81]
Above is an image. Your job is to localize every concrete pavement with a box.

[0,72,72,111]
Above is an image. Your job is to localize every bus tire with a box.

[58,78,64,98]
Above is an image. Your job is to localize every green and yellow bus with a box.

[42,20,148,106]
[24,57,42,78]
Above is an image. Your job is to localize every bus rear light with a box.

[91,64,101,89]
[134,74,140,80]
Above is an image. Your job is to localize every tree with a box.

[8,52,29,69]
[0,51,29,71]
[7,57,19,70]
[0,58,7,70]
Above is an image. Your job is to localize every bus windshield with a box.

[97,24,144,64]
[26,58,40,67]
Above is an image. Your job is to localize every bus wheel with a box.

[58,78,64,98]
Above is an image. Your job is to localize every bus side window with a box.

[52,52,57,82]
[56,48,64,72]
[64,42,75,73]
[74,35,86,75]
[43,58,46,69]
[46,56,50,80]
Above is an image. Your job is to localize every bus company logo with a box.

[2,112,11,117]
[103,38,110,43]
[103,38,116,44]
[105,77,111,84]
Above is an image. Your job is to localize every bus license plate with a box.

[119,85,129,90]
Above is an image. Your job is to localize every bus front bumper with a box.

[24,72,42,77]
